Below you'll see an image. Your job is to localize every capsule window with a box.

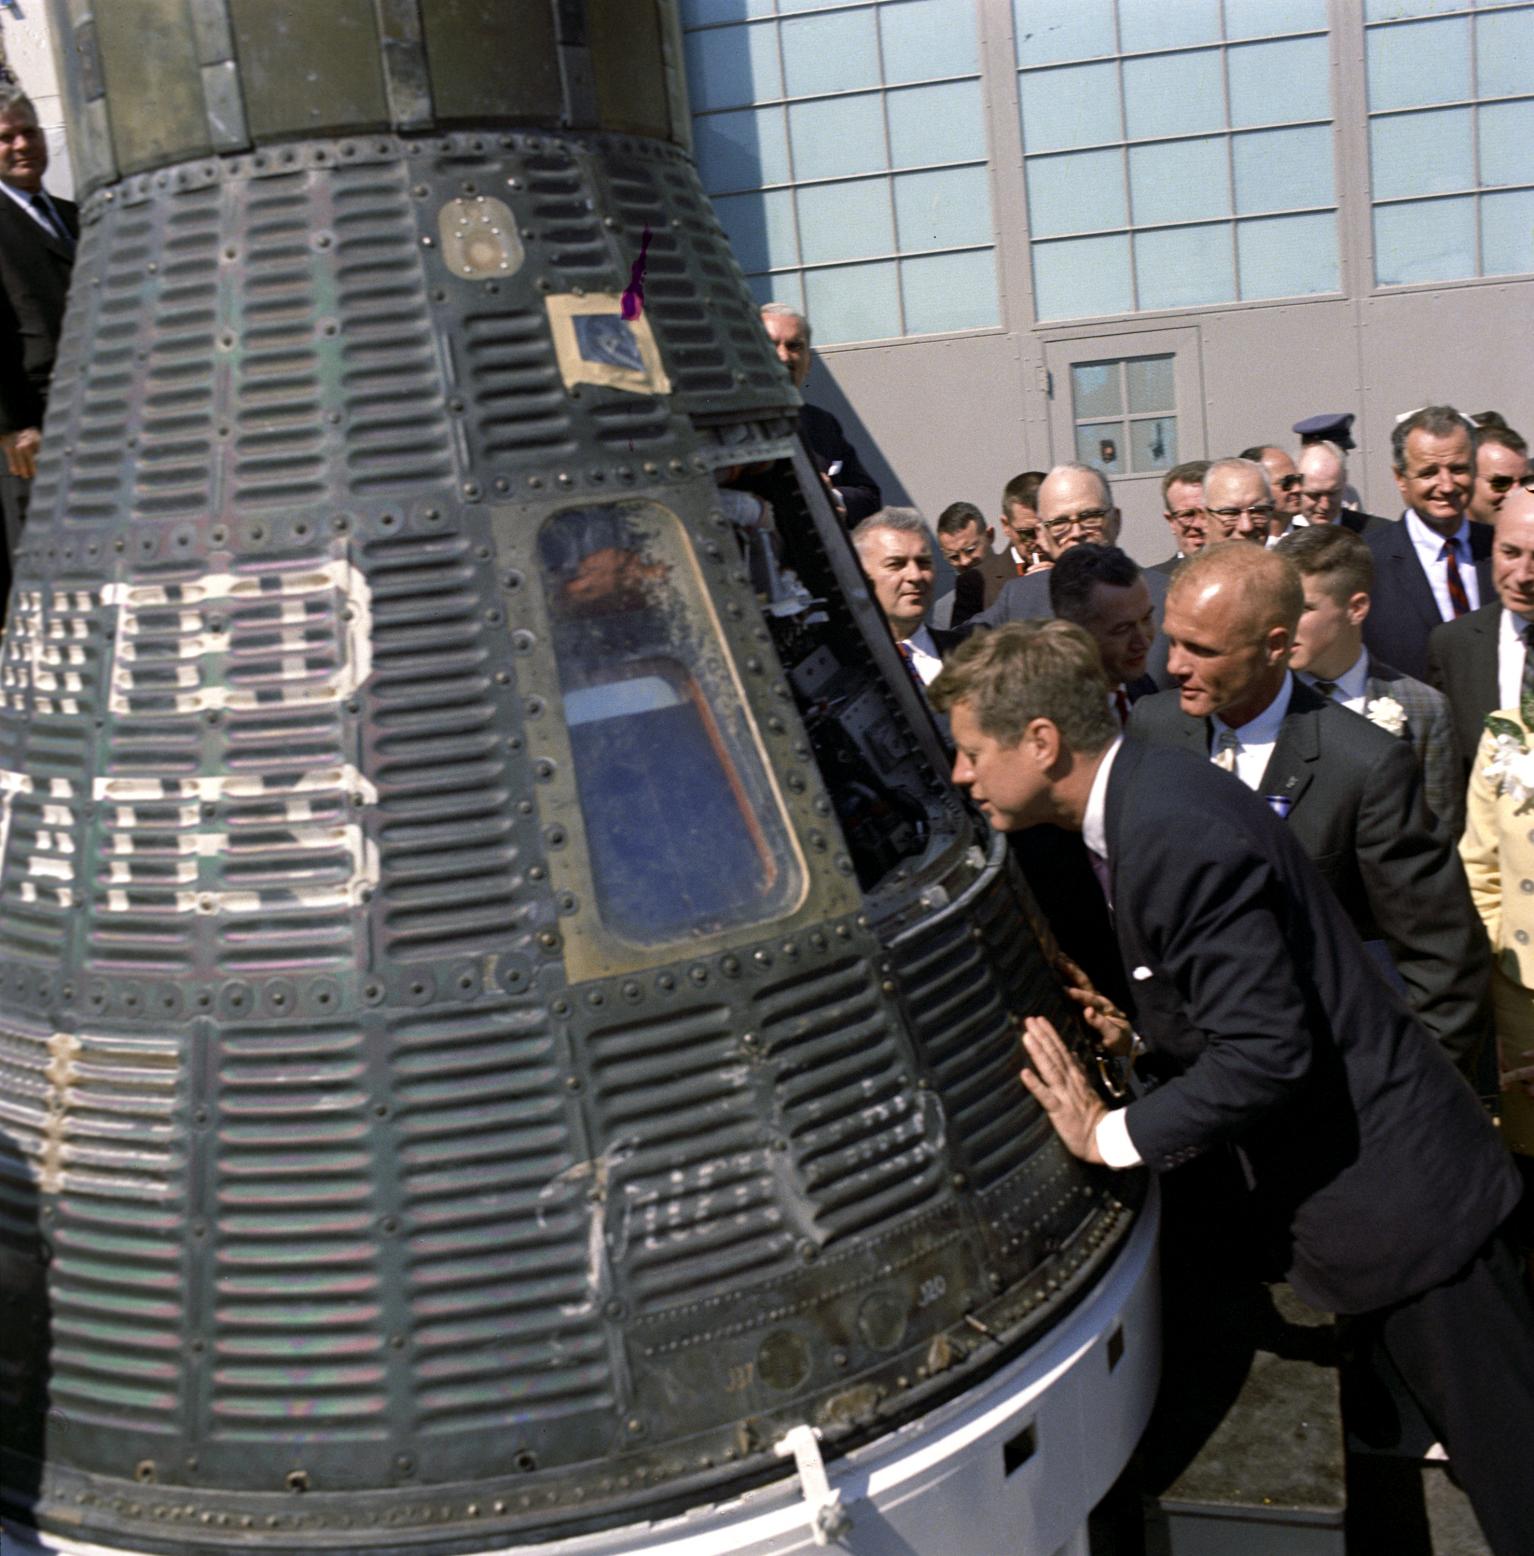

[538,502,804,945]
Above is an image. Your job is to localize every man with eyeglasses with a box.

[1200,458,1275,545]
[931,500,1014,629]
[1150,460,1211,575]
[1468,423,1529,529]
[1241,445,1304,541]
[973,464,1176,686]
[1295,441,1388,538]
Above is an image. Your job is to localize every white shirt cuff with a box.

[1094,1107,1142,1169]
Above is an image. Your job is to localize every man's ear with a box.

[1266,623,1293,666]
[1027,716,1063,770]
[1348,590,1371,627]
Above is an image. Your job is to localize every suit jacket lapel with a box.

[1387,514,1447,632]
[1258,688,1321,810]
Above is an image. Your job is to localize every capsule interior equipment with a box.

[0,3,1147,1551]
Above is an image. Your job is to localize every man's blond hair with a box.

[929,620,1115,752]
[1168,540,1303,636]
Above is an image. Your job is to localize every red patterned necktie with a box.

[1440,539,1470,618]
[1114,686,1130,727]
[896,639,924,688]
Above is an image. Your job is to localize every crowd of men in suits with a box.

[834,391,1534,1550]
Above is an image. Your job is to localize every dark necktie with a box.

[1311,679,1338,701]
[1523,624,1534,721]
[1086,846,1112,912]
[896,639,924,689]
[1440,539,1470,619]
[30,192,73,254]
[1113,686,1130,727]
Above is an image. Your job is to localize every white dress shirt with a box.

[1298,649,1369,715]
[1498,607,1532,712]
[1210,673,1295,791]
[902,625,944,686]
[1403,508,1481,620]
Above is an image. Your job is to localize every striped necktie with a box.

[1212,728,1240,773]
[1440,539,1470,618]
[896,639,924,689]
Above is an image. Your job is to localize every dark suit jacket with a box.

[0,189,78,437]
[1339,509,1390,537]
[1128,680,1491,1070]
[798,402,881,526]
[1148,553,1185,577]
[1362,515,1494,681]
[1427,601,1505,789]
[1099,740,1519,1314]
[975,564,1175,689]
[1362,657,1464,835]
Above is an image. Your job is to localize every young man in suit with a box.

[930,620,1534,1556]
[1149,460,1211,574]
[1363,405,1492,680]
[1429,484,1534,781]
[931,501,1014,628]
[0,86,78,606]
[1277,524,1463,832]
[1129,542,1490,1073]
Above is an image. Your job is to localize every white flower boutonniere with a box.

[1366,696,1407,736]
[1483,715,1534,806]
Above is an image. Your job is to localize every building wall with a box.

[684,0,1534,564]
[0,5,73,201]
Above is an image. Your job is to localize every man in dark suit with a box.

[760,303,881,525]
[1363,405,1493,680]
[1277,524,1463,832]
[1047,543,1158,726]
[850,508,963,695]
[975,463,1175,690]
[0,87,77,607]
[1428,486,1534,786]
[1129,542,1490,1072]
[931,619,1534,1555]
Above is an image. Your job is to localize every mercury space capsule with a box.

[0,5,1157,1553]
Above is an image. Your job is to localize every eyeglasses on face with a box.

[1205,504,1275,520]
[1276,474,1302,491]
[1041,508,1112,536]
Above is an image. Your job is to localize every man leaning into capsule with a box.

[928,619,1534,1556]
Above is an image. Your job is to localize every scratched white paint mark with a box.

[104,560,373,715]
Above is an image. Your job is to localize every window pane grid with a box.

[1070,357,1178,475]
[1018,4,1340,318]
[703,156,990,201]
[1365,2,1534,286]
[686,0,999,344]
[1031,203,1338,244]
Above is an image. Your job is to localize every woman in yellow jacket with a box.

[1460,709,1534,1248]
